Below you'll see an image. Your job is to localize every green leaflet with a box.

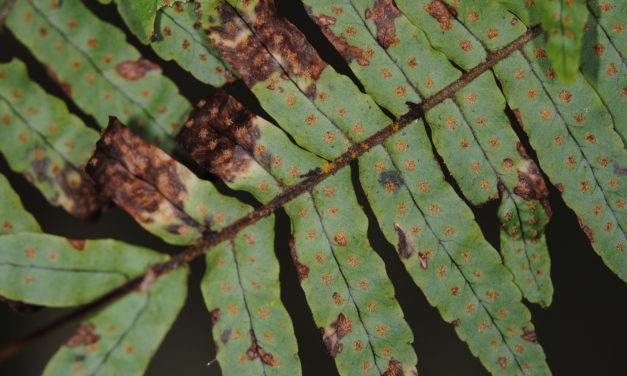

[86,118,301,376]
[0,232,168,306]
[435,0,627,282]
[495,44,627,282]
[178,93,418,375]
[43,267,188,376]
[109,0,233,86]
[202,217,301,376]
[6,0,191,152]
[305,0,554,306]
[0,172,41,234]
[0,59,102,219]
[536,0,588,83]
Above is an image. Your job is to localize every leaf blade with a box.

[0,232,168,306]
[202,217,301,376]
[0,59,102,219]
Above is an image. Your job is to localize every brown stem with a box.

[0,25,542,361]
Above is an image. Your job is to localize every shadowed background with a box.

[0,1,625,375]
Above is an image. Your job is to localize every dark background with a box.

[1,1,625,375]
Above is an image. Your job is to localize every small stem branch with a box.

[0,24,542,361]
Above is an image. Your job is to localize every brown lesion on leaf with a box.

[498,356,509,368]
[393,222,419,262]
[250,1,327,80]
[220,328,231,344]
[210,308,221,325]
[66,323,100,348]
[305,6,371,66]
[577,216,595,243]
[322,312,352,357]
[86,117,203,232]
[43,64,72,97]
[424,0,458,29]
[56,164,103,220]
[176,92,259,182]
[206,1,327,86]
[246,331,279,366]
[114,58,161,81]
[512,142,551,216]
[512,108,525,128]
[289,237,310,281]
[521,327,538,343]
[66,238,86,251]
[379,170,404,191]
[206,5,279,85]
[366,0,401,49]
[382,358,417,376]
[26,157,102,220]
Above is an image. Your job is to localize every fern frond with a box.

[305,0,554,306]
[194,1,552,374]
[43,267,188,376]
[202,216,302,376]
[179,93,419,376]
[0,59,102,219]
[0,232,169,306]
[86,118,301,376]
[5,0,191,151]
